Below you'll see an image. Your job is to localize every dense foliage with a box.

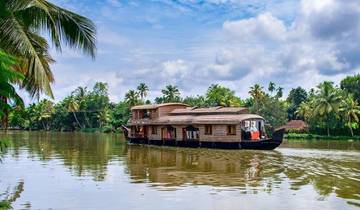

[4,74,360,136]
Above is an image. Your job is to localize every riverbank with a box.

[286,133,360,141]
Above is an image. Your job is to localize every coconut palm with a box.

[276,87,283,98]
[98,108,110,128]
[125,90,140,107]
[0,50,24,130]
[268,81,276,93]
[339,95,360,136]
[314,82,342,136]
[66,97,82,128]
[249,84,265,113]
[137,83,149,101]
[0,0,96,98]
[72,86,89,127]
[295,102,311,120]
[36,99,54,130]
[162,85,180,102]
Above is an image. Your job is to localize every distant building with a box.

[279,120,308,132]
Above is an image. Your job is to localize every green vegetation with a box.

[2,74,360,137]
[0,0,96,132]
[0,181,24,210]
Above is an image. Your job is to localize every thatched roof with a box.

[128,114,263,125]
[279,120,308,130]
[131,103,189,110]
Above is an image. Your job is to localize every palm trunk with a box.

[349,118,354,137]
[349,126,354,137]
[327,127,330,136]
[41,121,46,130]
[326,114,330,136]
[73,112,82,129]
[83,112,89,128]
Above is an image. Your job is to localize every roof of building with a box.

[128,114,263,125]
[170,106,248,115]
[131,103,189,110]
[279,120,308,130]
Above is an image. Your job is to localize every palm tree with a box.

[137,83,149,101]
[98,108,110,128]
[72,86,89,127]
[162,85,180,102]
[125,90,140,107]
[67,97,82,128]
[36,99,54,130]
[0,0,96,98]
[276,87,284,98]
[268,81,276,93]
[296,102,311,120]
[249,84,264,113]
[314,82,341,136]
[339,95,360,136]
[0,50,24,130]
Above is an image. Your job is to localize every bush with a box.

[101,125,113,133]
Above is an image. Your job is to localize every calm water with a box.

[0,131,359,210]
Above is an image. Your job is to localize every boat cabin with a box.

[127,103,267,147]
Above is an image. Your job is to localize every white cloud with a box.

[223,12,287,43]
[45,0,360,102]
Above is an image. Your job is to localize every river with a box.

[0,131,359,210]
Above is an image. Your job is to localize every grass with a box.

[285,133,360,140]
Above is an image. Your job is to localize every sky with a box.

[29,0,360,103]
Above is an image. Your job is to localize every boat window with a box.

[227,125,236,135]
[241,120,265,140]
[151,126,157,134]
[143,110,150,118]
[184,126,199,140]
[204,125,212,135]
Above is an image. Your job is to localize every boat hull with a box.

[124,128,285,150]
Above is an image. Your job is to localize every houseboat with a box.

[122,103,284,150]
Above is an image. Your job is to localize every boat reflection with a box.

[124,145,360,206]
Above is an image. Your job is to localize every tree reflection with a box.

[2,131,360,207]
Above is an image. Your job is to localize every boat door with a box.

[143,126,148,138]
[161,127,166,140]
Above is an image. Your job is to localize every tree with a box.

[340,74,360,103]
[0,50,24,130]
[248,84,265,113]
[72,86,89,127]
[161,85,181,102]
[287,87,308,120]
[36,99,54,130]
[182,96,207,107]
[205,84,242,107]
[98,108,110,128]
[125,90,140,107]
[137,83,149,101]
[0,0,96,98]
[66,97,82,129]
[339,95,360,136]
[276,87,283,98]
[314,82,342,136]
[110,102,130,129]
[296,102,310,120]
[268,81,276,93]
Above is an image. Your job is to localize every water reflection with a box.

[1,131,360,208]
[125,145,360,204]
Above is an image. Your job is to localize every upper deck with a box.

[129,103,263,125]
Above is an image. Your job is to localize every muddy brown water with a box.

[0,131,359,210]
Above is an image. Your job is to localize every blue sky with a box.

[29,0,360,103]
